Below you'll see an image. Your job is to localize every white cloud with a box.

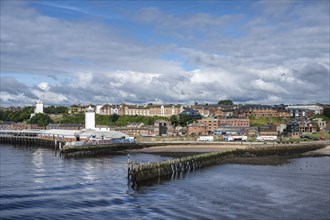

[0,1,329,106]
[267,95,282,103]
[32,89,68,105]
[252,79,288,94]
[0,92,35,105]
[38,82,50,91]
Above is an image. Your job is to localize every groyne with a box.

[61,142,222,158]
[128,143,328,183]
[0,135,64,149]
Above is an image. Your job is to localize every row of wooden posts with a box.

[127,143,328,184]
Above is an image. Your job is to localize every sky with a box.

[0,0,329,107]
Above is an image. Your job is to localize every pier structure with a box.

[0,135,64,149]
[127,143,328,184]
[0,129,145,157]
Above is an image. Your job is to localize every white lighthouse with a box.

[31,99,44,118]
[35,99,44,114]
[85,106,95,129]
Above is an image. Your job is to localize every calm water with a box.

[0,144,329,220]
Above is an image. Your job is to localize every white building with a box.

[286,105,323,115]
[85,106,95,129]
[31,99,44,118]
[95,105,102,114]
[35,100,44,114]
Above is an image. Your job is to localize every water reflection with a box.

[128,169,195,191]
[32,148,46,185]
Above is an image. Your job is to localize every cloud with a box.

[295,63,328,85]
[0,77,38,99]
[1,1,184,77]
[0,1,329,106]
[251,79,288,94]
[38,82,50,91]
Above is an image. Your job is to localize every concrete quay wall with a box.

[61,143,148,158]
[0,135,64,149]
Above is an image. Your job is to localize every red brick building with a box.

[219,118,250,127]
[197,118,219,133]
[186,123,208,135]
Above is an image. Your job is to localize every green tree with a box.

[29,113,53,126]
[323,108,330,118]
[170,115,179,127]
[44,106,68,114]
[218,100,233,105]
[111,114,120,122]
[59,113,84,124]
[18,112,30,122]
[23,106,34,114]
[179,114,191,126]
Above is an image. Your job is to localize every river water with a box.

[0,144,329,220]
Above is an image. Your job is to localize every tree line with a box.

[0,107,34,123]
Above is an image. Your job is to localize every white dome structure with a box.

[85,106,95,129]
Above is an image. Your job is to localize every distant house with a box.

[99,104,123,115]
[246,128,258,138]
[115,126,153,137]
[148,104,183,117]
[284,119,299,135]
[197,118,219,133]
[124,105,150,116]
[258,124,278,136]
[276,124,287,133]
[154,120,171,136]
[283,118,318,136]
[27,124,46,130]
[193,105,211,117]
[234,105,290,118]
[67,105,86,114]
[122,104,183,117]
[214,126,246,135]
[0,121,16,130]
[298,120,318,133]
[179,109,202,121]
[197,118,250,133]
[218,118,250,127]
[286,104,323,116]
[186,123,207,136]
[313,118,327,130]
[326,121,330,132]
